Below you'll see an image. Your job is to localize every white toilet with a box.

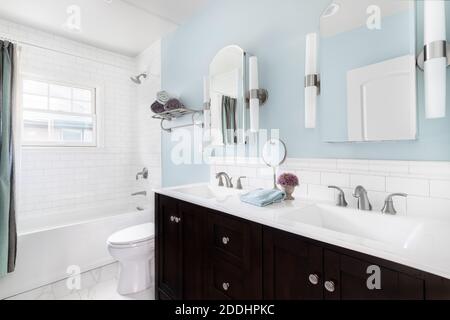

[107,223,155,295]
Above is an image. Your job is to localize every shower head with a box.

[130,73,148,84]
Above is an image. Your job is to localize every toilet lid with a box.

[108,223,155,246]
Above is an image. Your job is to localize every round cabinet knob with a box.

[170,216,181,223]
[222,282,230,291]
[308,274,320,286]
[222,237,230,245]
[325,280,336,293]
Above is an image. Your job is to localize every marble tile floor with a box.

[6,263,155,301]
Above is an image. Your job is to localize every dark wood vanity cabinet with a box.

[156,195,205,300]
[156,194,450,300]
[322,250,424,300]
[263,228,323,300]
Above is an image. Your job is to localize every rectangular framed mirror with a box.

[319,0,417,142]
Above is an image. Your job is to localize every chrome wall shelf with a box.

[152,108,204,133]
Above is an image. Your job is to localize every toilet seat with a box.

[107,223,155,248]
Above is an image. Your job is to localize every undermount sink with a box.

[171,184,244,201]
[279,204,425,249]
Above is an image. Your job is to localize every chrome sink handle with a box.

[328,186,348,207]
[235,176,247,190]
[382,193,408,215]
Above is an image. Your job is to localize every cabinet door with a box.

[323,250,424,300]
[180,202,205,300]
[156,195,183,300]
[263,228,323,300]
[425,275,450,300]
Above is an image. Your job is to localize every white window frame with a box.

[21,75,101,148]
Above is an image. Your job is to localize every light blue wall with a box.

[321,11,415,141]
[161,0,450,187]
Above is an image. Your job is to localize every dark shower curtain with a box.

[0,40,17,277]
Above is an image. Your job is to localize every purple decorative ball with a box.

[277,173,299,187]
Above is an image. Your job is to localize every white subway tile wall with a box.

[0,18,161,219]
[209,157,450,219]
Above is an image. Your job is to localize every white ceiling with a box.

[0,0,208,57]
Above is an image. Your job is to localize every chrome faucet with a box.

[235,176,247,190]
[132,191,147,197]
[328,186,348,207]
[216,172,233,188]
[353,186,372,211]
[136,168,149,180]
[382,193,407,215]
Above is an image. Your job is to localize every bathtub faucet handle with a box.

[132,191,147,197]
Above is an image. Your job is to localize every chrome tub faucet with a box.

[136,168,149,180]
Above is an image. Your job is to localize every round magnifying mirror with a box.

[262,139,287,189]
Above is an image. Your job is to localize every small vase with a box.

[282,185,296,201]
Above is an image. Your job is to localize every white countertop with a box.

[154,184,450,280]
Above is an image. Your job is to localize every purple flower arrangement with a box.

[277,173,299,187]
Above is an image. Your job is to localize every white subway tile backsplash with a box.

[309,159,337,170]
[386,177,430,197]
[430,180,450,199]
[308,185,335,201]
[240,166,258,179]
[409,161,450,178]
[258,167,275,179]
[337,159,370,172]
[295,170,321,185]
[294,184,308,198]
[210,157,450,220]
[350,174,386,192]
[321,172,350,188]
[368,160,410,175]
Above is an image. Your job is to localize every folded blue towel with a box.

[240,189,286,207]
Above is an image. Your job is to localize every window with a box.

[22,78,97,147]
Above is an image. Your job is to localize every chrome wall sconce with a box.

[203,76,211,133]
[305,32,320,129]
[417,0,448,119]
[245,89,269,106]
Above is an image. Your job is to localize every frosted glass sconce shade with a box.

[305,33,320,128]
[249,56,260,132]
[423,0,447,119]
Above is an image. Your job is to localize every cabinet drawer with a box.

[207,259,246,300]
[213,223,244,260]
[207,213,251,267]
[205,212,263,300]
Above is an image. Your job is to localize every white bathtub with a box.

[0,204,152,299]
